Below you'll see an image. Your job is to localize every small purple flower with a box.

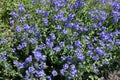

[56,25,62,30]
[38,43,46,50]
[13,61,25,69]
[36,9,45,14]
[67,56,72,61]
[47,76,52,80]
[61,55,66,61]
[28,66,35,73]
[93,66,99,73]
[43,11,49,17]
[75,49,82,55]
[73,32,78,36]
[62,29,67,35]
[113,16,119,23]
[0,38,7,44]
[11,11,19,18]
[63,63,69,69]
[31,26,38,32]
[33,49,46,61]
[94,47,105,55]
[93,55,99,61]
[74,40,82,47]
[52,70,58,77]
[23,24,30,31]
[21,42,27,48]
[77,54,85,61]
[34,33,41,38]
[43,19,48,25]
[73,23,80,30]
[116,39,120,45]
[19,17,26,23]
[46,41,54,48]
[60,69,66,75]
[53,46,61,52]
[10,20,14,25]
[40,62,47,69]
[15,26,22,33]
[88,51,93,57]
[18,4,25,13]
[59,41,65,47]
[0,55,6,61]
[25,55,32,63]
[17,44,23,50]
[66,45,73,50]
[50,33,56,40]
[35,70,46,77]
[29,38,38,44]
[87,44,94,50]
[67,13,75,21]
[26,14,32,19]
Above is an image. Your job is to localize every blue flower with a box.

[116,39,120,45]
[21,42,27,48]
[52,70,58,76]
[74,40,82,47]
[43,19,49,25]
[73,32,78,37]
[88,51,93,57]
[53,46,61,52]
[67,13,75,21]
[59,41,65,47]
[26,14,32,19]
[46,41,54,48]
[75,49,82,55]
[18,4,25,13]
[52,0,67,8]
[13,61,25,69]
[15,26,22,33]
[66,45,73,50]
[29,38,38,44]
[36,9,45,14]
[71,0,83,9]
[60,69,66,75]
[10,20,14,25]
[67,56,72,61]
[28,66,35,73]
[33,49,46,61]
[23,24,30,31]
[87,44,94,50]
[46,76,52,80]
[62,29,67,35]
[0,55,6,61]
[61,55,66,61]
[63,63,69,69]
[40,62,47,69]
[17,44,23,50]
[43,11,49,17]
[11,11,19,18]
[0,38,7,44]
[56,25,62,30]
[50,33,56,40]
[93,55,99,61]
[77,54,85,61]
[38,43,46,50]
[35,70,46,77]
[113,16,119,23]
[19,17,26,23]
[94,47,106,55]
[25,55,32,63]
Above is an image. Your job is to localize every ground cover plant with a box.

[0,0,120,80]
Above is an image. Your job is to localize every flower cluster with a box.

[0,0,120,80]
